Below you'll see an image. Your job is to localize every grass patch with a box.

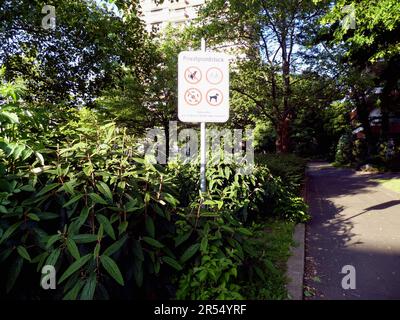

[373,178,400,193]
[241,219,295,300]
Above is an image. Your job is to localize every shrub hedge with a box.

[1,97,309,299]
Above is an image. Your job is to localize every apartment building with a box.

[138,0,206,32]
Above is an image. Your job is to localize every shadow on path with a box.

[305,162,400,300]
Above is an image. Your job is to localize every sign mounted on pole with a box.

[178,51,230,123]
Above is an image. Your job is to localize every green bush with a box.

[255,153,307,194]
[335,132,354,165]
[1,82,309,299]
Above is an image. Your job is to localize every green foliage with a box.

[335,132,354,165]
[239,220,295,300]
[0,76,307,299]
[254,122,277,153]
[256,154,307,193]
[97,24,199,135]
[318,0,400,61]
[1,0,153,106]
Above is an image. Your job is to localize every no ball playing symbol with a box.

[178,51,230,123]
[185,88,202,106]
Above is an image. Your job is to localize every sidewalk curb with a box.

[286,223,305,300]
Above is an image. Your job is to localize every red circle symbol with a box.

[184,67,202,84]
[206,67,223,85]
[184,88,202,106]
[206,89,223,106]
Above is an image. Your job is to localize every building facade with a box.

[139,0,206,32]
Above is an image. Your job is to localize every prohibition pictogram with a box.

[184,88,202,106]
[206,67,223,85]
[206,88,223,106]
[184,67,202,84]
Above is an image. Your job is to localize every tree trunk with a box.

[276,117,290,153]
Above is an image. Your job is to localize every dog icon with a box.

[209,93,219,103]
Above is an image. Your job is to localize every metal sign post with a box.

[200,38,207,193]
[177,38,230,194]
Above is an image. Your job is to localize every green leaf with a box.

[58,254,92,284]
[6,257,23,292]
[89,193,108,205]
[36,183,59,197]
[118,221,128,235]
[97,224,104,240]
[103,235,128,257]
[96,214,116,240]
[80,274,97,300]
[45,248,61,267]
[46,234,61,249]
[163,193,179,206]
[154,259,160,274]
[0,222,22,245]
[200,237,208,253]
[35,152,45,166]
[21,147,33,161]
[132,240,144,261]
[27,213,40,221]
[78,207,90,229]
[17,246,31,261]
[61,181,75,195]
[254,266,266,282]
[100,255,124,286]
[142,236,164,249]
[63,280,85,300]
[71,234,98,244]
[180,243,200,263]
[97,181,113,201]
[238,227,253,236]
[133,260,143,287]
[63,194,84,208]
[125,198,140,212]
[162,256,182,271]
[174,231,192,247]
[145,216,155,238]
[66,238,80,260]
[36,212,58,220]
[94,243,101,257]
[12,144,25,160]
[0,205,7,214]
[1,111,19,124]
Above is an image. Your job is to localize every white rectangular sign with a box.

[178,51,230,123]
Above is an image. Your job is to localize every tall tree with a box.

[0,0,153,106]
[97,25,200,157]
[195,0,330,152]
[317,0,400,157]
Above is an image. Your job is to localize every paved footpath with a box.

[305,162,400,299]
